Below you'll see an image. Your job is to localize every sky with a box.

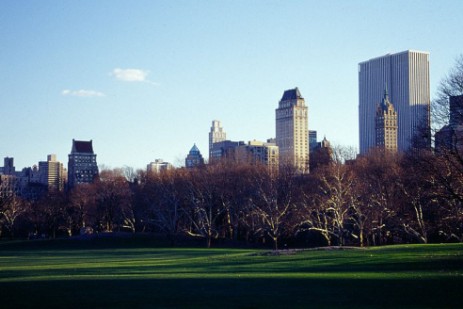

[1,0,462,170]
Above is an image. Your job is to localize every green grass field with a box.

[0,239,462,308]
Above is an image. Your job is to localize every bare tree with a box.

[146,169,188,245]
[297,178,335,246]
[33,192,68,238]
[122,166,138,183]
[209,159,252,241]
[309,143,333,172]
[0,195,29,239]
[183,166,225,248]
[296,152,359,247]
[395,152,440,244]
[332,144,357,164]
[351,149,402,246]
[68,184,97,232]
[94,169,133,232]
[432,55,463,130]
[409,149,463,242]
[247,163,297,250]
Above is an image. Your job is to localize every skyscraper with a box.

[68,139,99,188]
[309,130,318,152]
[2,157,15,175]
[38,154,66,191]
[209,120,226,159]
[375,88,398,152]
[275,87,309,173]
[185,144,205,168]
[359,50,430,154]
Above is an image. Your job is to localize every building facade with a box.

[38,154,66,191]
[309,136,333,171]
[0,157,19,198]
[236,140,279,170]
[275,87,309,173]
[147,159,173,174]
[209,120,227,160]
[2,157,15,175]
[309,130,318,152]
[359,50,430,154]
[448,94,463,127]
[375,89,398,152]
[435,95,463,152]
[185,144,205,168]
[68,139,99,188]
[0,174,20,198]
[209,140,245,163]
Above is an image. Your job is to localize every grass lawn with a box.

[0,238,462,308]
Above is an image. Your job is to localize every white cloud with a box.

[62,89,105,97]
[111,68,158,85]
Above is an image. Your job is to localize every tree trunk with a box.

[226,209,234,240]
[359,227,364,247]
[273,236,278,251]
[378,217,383,245]
[324,232,331,246]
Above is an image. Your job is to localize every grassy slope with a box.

[0,240,462,308]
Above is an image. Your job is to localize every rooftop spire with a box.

[379,84,395,113]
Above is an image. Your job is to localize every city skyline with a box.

[1,1,463,170]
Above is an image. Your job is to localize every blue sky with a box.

[1,0,462,170]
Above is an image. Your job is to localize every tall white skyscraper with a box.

[359,50,430,154]
[276,87,308,173]
[209,120,226,159]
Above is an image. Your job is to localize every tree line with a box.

[1,146,462,249]
[2,55,463,248]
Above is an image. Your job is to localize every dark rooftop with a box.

[189,143,200,154]
[72,139,94,154]
[281,87,303,101]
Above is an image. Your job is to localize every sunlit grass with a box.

[0,241,462,308]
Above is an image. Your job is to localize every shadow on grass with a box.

[1,248,462,281]
[1,241,462,308]
[0,277,461,309]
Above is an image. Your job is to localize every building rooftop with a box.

[378,88,395,112]
[281,87,303,101]
[71,139,94,154]
[359,50,430,65]
[189,143,201,154]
